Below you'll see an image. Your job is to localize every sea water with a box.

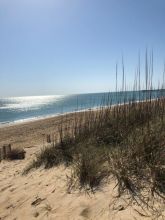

[0,90,164,126]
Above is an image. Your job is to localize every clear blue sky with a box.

[0,0,165,97]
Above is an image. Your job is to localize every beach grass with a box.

[23,52,165,206]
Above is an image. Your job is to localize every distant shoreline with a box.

[0,106,100,128]
[0,90,163,128]
[0,107,99,148]
[0,98,160,149]
[0,97,159,129]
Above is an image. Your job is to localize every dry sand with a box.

[0,113,164,220]
[0,113,76,148]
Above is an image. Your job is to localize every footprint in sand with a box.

[31,197,46,207]
[10,187,17,192]
[0,184,12,192]
[80,207,91,218]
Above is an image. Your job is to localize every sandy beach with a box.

[0,113,164,220]
[0,112,79,149]
[1,0,165,218]
[1,161,152,220]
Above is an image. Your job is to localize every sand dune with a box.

[0,157,164,220]
[0,116,164,220]
[0,164,161,219]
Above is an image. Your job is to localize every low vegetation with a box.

[24,53,165,217]
[7,148,26,160]
[24,95,165,196]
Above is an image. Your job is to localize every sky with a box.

[0,0,165,97]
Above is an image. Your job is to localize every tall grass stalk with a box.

[24,53,165,216]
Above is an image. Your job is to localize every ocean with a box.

[0,90,164,126]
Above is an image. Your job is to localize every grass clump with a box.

[68,146,109,191]
[23,146,63,174]
[7,148,26,160]
[23,136,75,174]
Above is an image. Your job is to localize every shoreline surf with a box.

[0,97,160,129]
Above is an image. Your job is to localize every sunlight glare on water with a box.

[0,95,64,111]
[0,91,164,125]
